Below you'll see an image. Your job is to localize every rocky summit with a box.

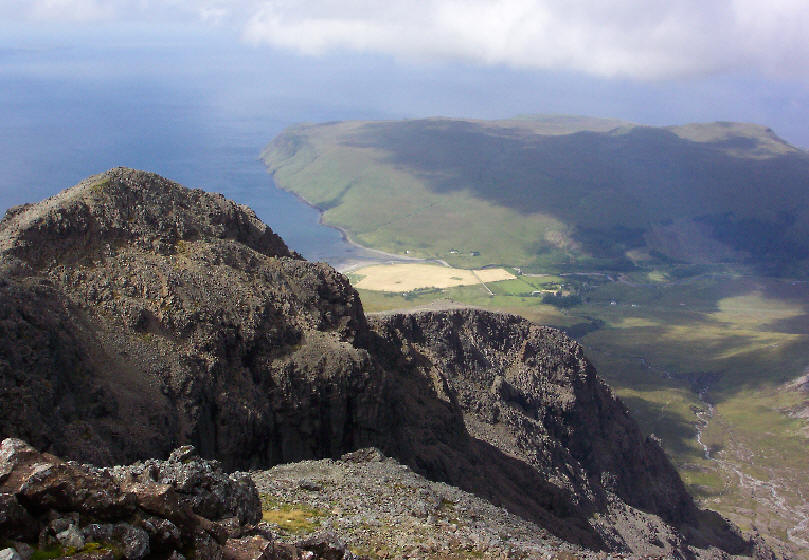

[0,168,778,558]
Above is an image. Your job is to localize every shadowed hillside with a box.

[263,117,809,275]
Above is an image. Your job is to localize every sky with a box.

[1,0,808,147]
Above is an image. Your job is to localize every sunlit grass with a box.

[712,292,805,328]
[259,495,326,536]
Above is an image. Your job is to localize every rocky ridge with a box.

[0,168,779,558]
[372,313,696,544]
[253,447,585,559]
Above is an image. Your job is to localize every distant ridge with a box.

[263,116,809,275]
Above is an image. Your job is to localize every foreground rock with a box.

[0,438,361,559]
[0,168,776,558]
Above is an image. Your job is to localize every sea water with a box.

[0,31,388,268]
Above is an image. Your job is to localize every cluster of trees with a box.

[541,293,582,308]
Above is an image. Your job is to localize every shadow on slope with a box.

[343,120,809,270]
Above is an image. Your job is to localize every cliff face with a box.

[0,168,383,470]
[374,311,696,518]
[0,169,764,557]
[370,311,757,554]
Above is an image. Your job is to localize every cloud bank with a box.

[6,0,809,80]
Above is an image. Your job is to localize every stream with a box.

[636,357,809,549]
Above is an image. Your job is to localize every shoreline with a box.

[268,171,435,272]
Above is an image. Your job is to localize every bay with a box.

[0,36,389,268]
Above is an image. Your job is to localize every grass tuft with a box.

[259,494,326,535]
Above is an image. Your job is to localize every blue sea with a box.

[0,30,396,268]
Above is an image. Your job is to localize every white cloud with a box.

[241,0,809,80]
[5,0,809,80]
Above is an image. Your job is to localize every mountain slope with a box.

[0,168,771,557]
[262,117,809,274]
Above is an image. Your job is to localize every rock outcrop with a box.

[372,311,756,555]
[0,168,773,558]
[0,168,376,468]
[0,438,363,560]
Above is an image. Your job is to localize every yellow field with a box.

[352,263,515,291]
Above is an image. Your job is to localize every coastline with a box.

[267,171,428,272]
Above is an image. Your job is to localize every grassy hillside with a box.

[263,117,809,275]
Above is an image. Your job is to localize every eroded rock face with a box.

[371,310,757,554]
[0,169,767,557]
[0,168,377,469]
[372,312,694,517]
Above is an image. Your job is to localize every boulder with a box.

[223,535,273,560]
[295,533,350,560]
[0,440,267,559]
[55,524,85,550]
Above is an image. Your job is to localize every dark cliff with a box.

[0,168,380,469]
[0,168,770,558]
